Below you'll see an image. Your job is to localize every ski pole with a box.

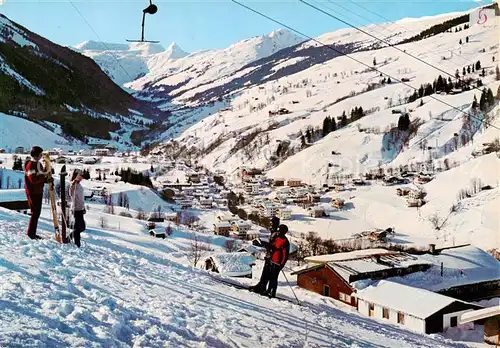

[281,270,300,306]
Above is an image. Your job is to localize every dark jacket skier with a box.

[265,224,290,298]
[249,216,280,294]
[24,146,49,239]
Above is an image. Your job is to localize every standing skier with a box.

[24,146,49,240]
[249,216,280,294]
[264,224,290,298]
[69,169,86,247]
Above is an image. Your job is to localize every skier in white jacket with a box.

[69,169,86,247]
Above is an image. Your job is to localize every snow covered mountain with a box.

[0,14,167,149]
[76,29,304,100]
[74,40,189,87]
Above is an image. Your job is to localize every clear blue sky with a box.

[0,0,484,53]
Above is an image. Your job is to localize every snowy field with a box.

[0,207,485,347]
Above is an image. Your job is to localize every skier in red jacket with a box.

[249,216,280,294]
[264,224,290,298]
[24,146,49,239]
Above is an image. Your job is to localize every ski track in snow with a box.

[0,209,469,348]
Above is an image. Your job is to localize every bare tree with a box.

[136,207,146,220]
[428,213,442,230]
[188,233,214,267]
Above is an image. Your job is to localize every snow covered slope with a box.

[0,113,74,151]
[0,207,473,347]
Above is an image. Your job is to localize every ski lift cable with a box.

[68,0,136,83]
[344,0,481,67]
[229,0,500,140]
[301,0,486,95]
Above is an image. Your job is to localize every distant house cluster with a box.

[214,214,257,240]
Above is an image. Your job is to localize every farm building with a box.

[292,262,357,306]
[214,222,232,236]
[0,189,29,213]
[187,173,201,183]
[231,220,252,237]
[179,200,192,209]
[308,193,322,203]
[164,212,178,223]
[277,207,292,220]
[259,203,277,217]
[273,178,285,187]
[331,198,345,209]
[333,184,345,192]
[357,280,482,334]
[293,250,431,306]
[94,148,109,156]
[204,252,256,278]
[199,198,213,208]
[244,182,260,195]
[460,306,500,346]
[308,206,324,218]
[287,178,302,187]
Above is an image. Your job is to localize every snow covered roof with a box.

[384,246,500,292]
[331,253,431,281]
[356,280,468,319]
[234,220,251,227]
[305,249,394,264]
[238,245,265,254]
[214,222,232,228]
[459,305,500,324]
[207,252,256,277]
[218,215,239,222]
[0,189,27,203]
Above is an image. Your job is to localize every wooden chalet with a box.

[287,178,302,187]
[291,249,432,306]
[273,178,285,187]
[214,222,232,237]
[308,206,324,218]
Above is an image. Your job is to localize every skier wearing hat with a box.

[249,216,280,294]
[24,146,50,239]
[264,224,290,298]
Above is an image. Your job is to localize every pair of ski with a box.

[42,153,68,244]
[209,274,301,306]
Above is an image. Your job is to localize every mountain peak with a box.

[164,42,189,60]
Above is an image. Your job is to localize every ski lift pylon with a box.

[126,0,159,43]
